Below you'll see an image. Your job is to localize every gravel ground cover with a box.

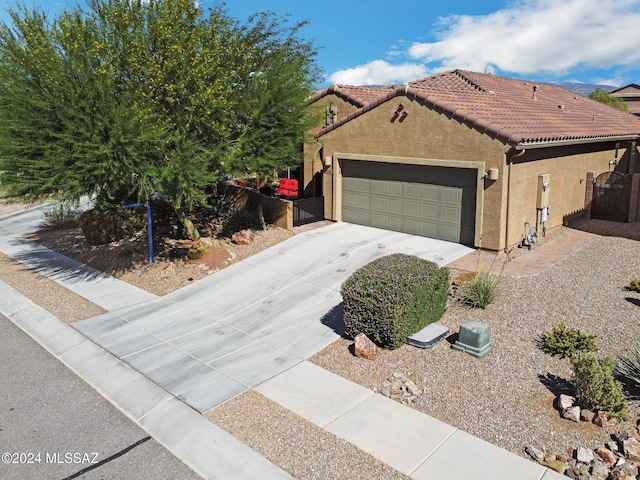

[3,198,640,473]
[312,234,640,458]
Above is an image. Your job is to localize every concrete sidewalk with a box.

[0,206,564,479]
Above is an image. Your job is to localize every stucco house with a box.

[610,83,640,116]
[303,70,640,251]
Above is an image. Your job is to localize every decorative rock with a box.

[596,446,616,467]
[558,394,576,410]
[353,333,378,360]
[526,445,544,463]
[593,411,617,427]
[576,446,594,463]
[231,229,255,245]
[542,459,566,474]
[621,435,640,463]
[590,460,609,477]
[563,405,581,422]
[405,380,422,396]
[580,409,595,423]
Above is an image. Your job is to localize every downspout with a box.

[505,148,526,252]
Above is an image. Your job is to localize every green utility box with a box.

[452,320,493,358]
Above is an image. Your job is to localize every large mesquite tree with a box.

[0,0,320,215]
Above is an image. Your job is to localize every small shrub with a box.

[341,253,450,349]
[219,208,262,237]
[618,340,640,388]
[571,352,628,420]
[456,270,499,309]
[187,243,208,259]
[79,206,146,245]
[625,279,640,293]
[540,322,597,358]
[41,201,80,230]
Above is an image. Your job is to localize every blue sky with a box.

[2,0,640,87]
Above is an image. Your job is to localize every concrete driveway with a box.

[73,222,472,413]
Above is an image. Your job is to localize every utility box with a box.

[407,323,449,348]
[452,320,493,358]
[536,174,550,209]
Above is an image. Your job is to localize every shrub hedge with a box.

[340,253,450,349]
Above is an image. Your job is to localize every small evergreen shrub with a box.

[456,270,499,309]
[341,254,450,349]
[41,201,80,230]
[625,279,640,293]
[219,208,262,237]
[79,206,146,245]
[618,340,640,389]
[540,322,597,358]
[571,352,628,420]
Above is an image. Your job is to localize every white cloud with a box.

[408,0,640,76]
[326,0,640,85]
[328,60,430,85]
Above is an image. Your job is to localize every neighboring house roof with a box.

[610,83,640,94]
[318,70,640,149]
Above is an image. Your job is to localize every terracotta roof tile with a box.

[318,70,640,147]
[313,84,400,108]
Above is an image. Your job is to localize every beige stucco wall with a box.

[504,146,621,249]
[306,94,634,251]
[314,96,508,249]
[303,94,361,196]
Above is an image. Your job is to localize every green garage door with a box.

[341,160,476,246]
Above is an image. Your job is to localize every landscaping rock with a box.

[353,333,378,360]
[621,435,640,463]
[525,445,544,463]
[593,411,617,428]
[563,406,581,423]
[595,446,616,467]
[558,394,576,410]
[576,446,594,463]
[232,229,255,245]
[580,408,595,423]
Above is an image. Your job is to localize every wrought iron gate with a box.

[591,171,630,222]
[293,197,324,226]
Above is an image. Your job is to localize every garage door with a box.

[341,160,476,245]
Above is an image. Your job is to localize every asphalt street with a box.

[0,313,202,480]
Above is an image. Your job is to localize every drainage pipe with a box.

[504,149,526,252]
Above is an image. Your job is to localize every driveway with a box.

[72,222,472,413]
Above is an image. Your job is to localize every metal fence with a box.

[293,196,324,226]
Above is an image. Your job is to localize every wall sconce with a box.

[484,168,499,181]
[324,156,332,167]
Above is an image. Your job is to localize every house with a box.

[303,70,640,251]
[610,84,640,116]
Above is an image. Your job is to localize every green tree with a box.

[589,88,630,112]
[0,0,320,232]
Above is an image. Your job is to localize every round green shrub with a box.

[79,206,146,245]
[571,352,628,420]
[540,322,597,358]
[341,253,450,349]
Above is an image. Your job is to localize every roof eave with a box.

[514,134,640,150]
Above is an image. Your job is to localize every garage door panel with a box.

[440,225,461,243]
[421,185,439,201]
[386,198,403,215]
[370,196,385,211]
[440,186,462,204]
[404,201,421,217]
[341,160,476,246]
[441,205,461,223]
[421,204,438,221]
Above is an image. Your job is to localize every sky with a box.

[1,0,640,88]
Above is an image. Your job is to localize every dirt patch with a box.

[28,226,294,297]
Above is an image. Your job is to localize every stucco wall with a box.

[315,96,508,249]
[303,94,361,196]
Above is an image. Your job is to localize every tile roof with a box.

[318,70,640,148]
[314,84,401,108]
